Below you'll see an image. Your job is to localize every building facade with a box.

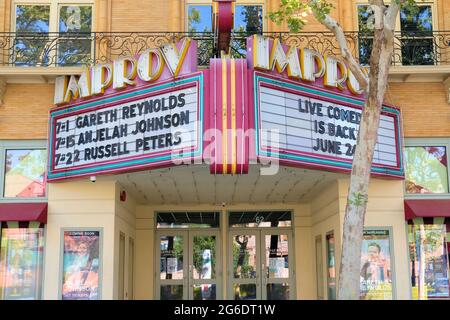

[0,0,449,300]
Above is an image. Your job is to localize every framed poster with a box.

[360,228,395,300]
[60,229,102,300]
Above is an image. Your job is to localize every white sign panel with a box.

[50,83,200,178]
[257,80,401,175]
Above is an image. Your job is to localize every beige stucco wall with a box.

[43,174,408,300]
[292,204,313,300]
[311,180,341,300]
[134,204,155,300]
[113,183,137,299]
[43,179,139,300]
[43,180,117,299]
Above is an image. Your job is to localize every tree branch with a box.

[385,1,401,31]
[368,0,386,31]
[319,14,369,92]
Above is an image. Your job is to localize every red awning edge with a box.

[0,203,48,223]
[404,199,450,220]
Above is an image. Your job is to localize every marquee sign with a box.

[253,72,403,177]
[48,35,404,181]
[48,73,204,181]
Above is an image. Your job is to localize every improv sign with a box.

[48,74,204,181]
[253,73,403,177]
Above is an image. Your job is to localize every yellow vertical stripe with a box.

[222,58,227,174]
[231,59,237,174]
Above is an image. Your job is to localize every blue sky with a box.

[188,5,263,32]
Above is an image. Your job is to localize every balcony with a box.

[0,31,449,82]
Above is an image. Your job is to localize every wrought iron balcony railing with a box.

[0,31,449,68]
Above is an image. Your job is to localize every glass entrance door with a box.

[229,229,294,300]
[230,232,259,299]
[189,231,220,300]
[156,230,221,300]
[157,230,186,300]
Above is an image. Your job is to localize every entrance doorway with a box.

[154,210,295,300]
[228,211,295,300]
[155,212,222,300]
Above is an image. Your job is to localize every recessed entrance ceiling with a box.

[113,165,345,205]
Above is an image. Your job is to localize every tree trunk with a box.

[337,26,395,300]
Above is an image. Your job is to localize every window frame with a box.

[407,222,450,299]
[155,211,222,229]
[404,138,450,199]
[12,0,95,34]
[0,140,47,202]
[354,1,438,32]
[232,3,264,33]
[185,0,266,32]
[354,1,438,66]
[185,3,214,33]
[11,0,95,66]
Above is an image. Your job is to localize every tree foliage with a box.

[269,0,421,33]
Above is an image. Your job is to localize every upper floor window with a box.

[357,5,374,65]
[404,139,450,195]
[12,1,93,66]
[399,5,434,65]
[186,1,264,63]
[15,5,50,33]
[187,5,213,32]
[357,2,435,66]
[187,3,263,32]
[0,141,47,200]
[233,5,263,33]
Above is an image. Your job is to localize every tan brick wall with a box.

[0,0,6,33]
[386,82,450,137]
[0,84,53,140]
